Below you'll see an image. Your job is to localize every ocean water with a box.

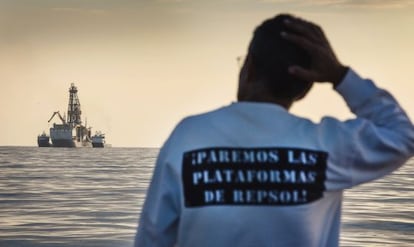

[0,146,412,247]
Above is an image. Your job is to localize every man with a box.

[135,14,414,247]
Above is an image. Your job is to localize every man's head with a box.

[238,14,313,105]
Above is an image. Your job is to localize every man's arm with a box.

[321,69,414,189]
[134,140,180,246]
[282,16,414,189]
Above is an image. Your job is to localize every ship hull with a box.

[51,139,76,148]
[50,124,92,148]
[92,142,104,148]
[50,125,74,147]
[51,139,92,148]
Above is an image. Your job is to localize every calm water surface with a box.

[0,147,413,247]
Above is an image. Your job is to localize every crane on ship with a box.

[48,111,66,124]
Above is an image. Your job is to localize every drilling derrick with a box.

[67,83,82,127]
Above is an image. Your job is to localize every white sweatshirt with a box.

[135,69,414,247]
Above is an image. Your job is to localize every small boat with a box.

[37,132,51,147]
[91,132,105,148]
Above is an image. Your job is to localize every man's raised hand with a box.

[281,16,348,86]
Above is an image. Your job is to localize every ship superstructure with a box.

[38,83,105,148]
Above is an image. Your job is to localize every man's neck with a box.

[237,96,292,110]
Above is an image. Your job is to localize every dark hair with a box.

[248,14,312,100]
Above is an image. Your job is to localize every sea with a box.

[0,146,413,247]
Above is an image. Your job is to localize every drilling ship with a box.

[37,83,106,148]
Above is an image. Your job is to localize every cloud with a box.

[261,0,414,8]
[341,0,414,8]
[51,7,107,15]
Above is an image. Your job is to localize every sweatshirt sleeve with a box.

[321,69,414,190]
[134,137,181,247]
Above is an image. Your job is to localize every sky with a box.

[1,0,414,147]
